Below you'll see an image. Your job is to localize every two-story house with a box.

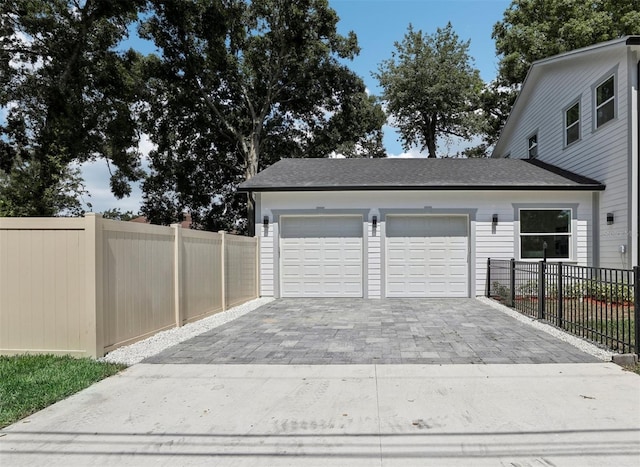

[492,36,640,270]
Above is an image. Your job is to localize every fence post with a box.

[219,231,227,311]
[510,258,516,307]
[634,266,639,358]
[84,213,104,358]
[557,262,563,328]
[255,236,260,299]
[172,224,183,327]
[538,260,546,320]
[486,258,491,297]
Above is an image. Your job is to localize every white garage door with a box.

[386,215,468,297]
[280,216,363,297]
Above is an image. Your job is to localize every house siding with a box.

[257,190,593,299]
[367,218,382,298]
[495,46,635,268]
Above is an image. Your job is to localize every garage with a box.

[385,215,469,297]
[280,216,363,297]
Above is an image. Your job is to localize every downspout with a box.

[637,59,640,268]
[247,192,256,237]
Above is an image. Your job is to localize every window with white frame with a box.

[595,75,615,128]
[565,101,580,146]
[527,134,537,158]
[519,209,571,259]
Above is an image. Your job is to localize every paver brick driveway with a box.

[145,298,600,365]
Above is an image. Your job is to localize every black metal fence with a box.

[486,259,640,355]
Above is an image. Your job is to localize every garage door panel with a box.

[449,265,467,275]
[386,215,468,298]
[323,265,343,276]
[408,265,427,275]
[281,216,363,297]
[428,265,447,276]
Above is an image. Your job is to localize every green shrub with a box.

[492,281,510,301]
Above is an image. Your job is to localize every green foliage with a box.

[476,81,517,149]
[0,0,146,216]
[493,0,640,87]
[518,279,538,297]
[563,282,586,299]
[100,208,137,221]
[492,281,511,301]
[0,354,125,428]
[586,281,634,304]
[375,22,484,158]
[515,276,634,304]
[0,156,87,216]
[140,0,385,232]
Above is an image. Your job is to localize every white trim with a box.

[563,98,581,147]
[517,208,573,261]
[594,74,616,129]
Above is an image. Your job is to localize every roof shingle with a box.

[237,158,605,192]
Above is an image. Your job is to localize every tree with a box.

[101,208,137,221]
[140,0,385,232]
[375,23,484,158]
[0,158,87,216]
[493,0,640,87]
[0,0,146,216]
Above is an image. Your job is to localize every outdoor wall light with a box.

[492,214,498,225]
[606,213,614,225]
[372,215,377,228]
[263,215,269,228]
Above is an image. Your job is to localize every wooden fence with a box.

[0,214,259,358]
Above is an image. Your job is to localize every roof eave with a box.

[238,184,605,193]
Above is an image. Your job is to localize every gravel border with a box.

[476,296,615,362]
[100,297,274,366]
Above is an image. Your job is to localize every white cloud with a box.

[387,147,427,158]
[79,134,156,214]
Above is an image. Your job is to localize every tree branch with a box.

[194,76,242,143]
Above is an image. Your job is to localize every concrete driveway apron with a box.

[145,298,599,364]
[4,299,639,466]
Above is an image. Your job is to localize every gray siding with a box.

[496,47,633,268]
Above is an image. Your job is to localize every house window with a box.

[519,209,571,259]
[595,75,615,128]
[527,134,538,158]
[565,101,580,146]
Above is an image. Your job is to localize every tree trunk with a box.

[426,120,437,158]
[243,136,260,236]
[426,138,437,158]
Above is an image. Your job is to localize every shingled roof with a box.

[238,158,605,192]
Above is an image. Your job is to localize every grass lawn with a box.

[0,354,126,429]
[626,364,640,376]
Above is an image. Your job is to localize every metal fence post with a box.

[509,258,516,307]
[557,262,563,328]
[634,266,640,357]
[538,260,546,320]
[486,258,491,297]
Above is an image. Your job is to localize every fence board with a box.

[181,231,224,323]
[0,216,259,357]
[0,227,88,356]
[225,235,258,309]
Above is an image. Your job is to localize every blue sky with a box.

[81,0,512,213]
